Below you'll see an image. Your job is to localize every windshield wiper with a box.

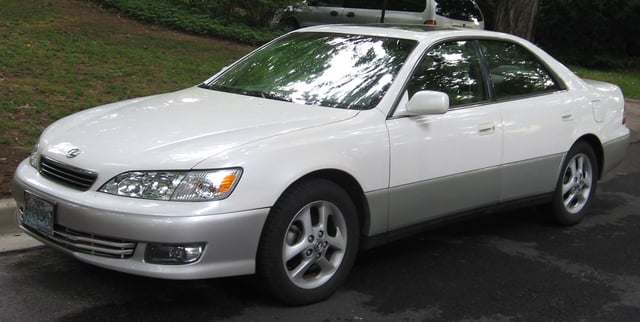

[243,90,292,103]
[205,85,293,103]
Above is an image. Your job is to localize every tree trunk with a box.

[494,0,539,40]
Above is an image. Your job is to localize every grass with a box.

[0,0,251,144]
[0,0,252,196]
[90,0,284,45]
[570,66,640,100]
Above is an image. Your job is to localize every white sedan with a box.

[13,25,630,305]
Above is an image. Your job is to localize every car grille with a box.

[25,224,137,259]
[39,156,98,191]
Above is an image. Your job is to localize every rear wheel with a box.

[550,141,598,226]
[257,179,359,305]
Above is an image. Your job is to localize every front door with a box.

[387,40,502,230]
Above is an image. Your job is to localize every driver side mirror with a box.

[405,90,450,116]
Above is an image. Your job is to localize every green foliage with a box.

[535,0,640,68]
[570,66,640,99]
[475,0,640,68]
[174,0,300,27]
[90,0,287,45]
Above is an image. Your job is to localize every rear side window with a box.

[309,0,344,7]
[479,40,560,100]
[387,0,427,12]
[435,0,483,22]
[408,40,488,107]
[344,0,382,9]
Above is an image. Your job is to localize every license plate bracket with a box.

[23,191,56,235]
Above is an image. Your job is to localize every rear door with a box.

[342,0,383,23]
[476,39,574,201]
[382,0,429,24]
[297,0,345,26]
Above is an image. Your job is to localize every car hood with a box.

[40,87,359,172]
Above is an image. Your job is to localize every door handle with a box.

[330,11,338,16]
[561,114,573,121]
[478,123,496,135]
[346,12,355,18]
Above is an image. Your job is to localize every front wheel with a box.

[550,141,598,226]
[280,17,299,32]
[257,179,359,305]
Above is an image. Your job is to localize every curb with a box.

[0,198,17,235]
[0,198,43,253]
[1,99,639,252]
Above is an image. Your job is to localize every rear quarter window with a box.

[479,40,561,100]
[435,0,483,22]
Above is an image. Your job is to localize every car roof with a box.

[293,24,517,44]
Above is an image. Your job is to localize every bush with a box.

[174,0,299,27]
[90,0,289,45]
[535,0,640,68]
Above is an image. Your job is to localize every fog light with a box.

[145,243,205,265]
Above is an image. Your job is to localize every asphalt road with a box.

[0,142,638,321]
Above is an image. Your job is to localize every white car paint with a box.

[12,25,630,286]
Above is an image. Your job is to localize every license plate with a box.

[23,192,55,235]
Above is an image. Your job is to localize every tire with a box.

[280,17,299,32]
[550,141,598,226]
[257,179,359,305]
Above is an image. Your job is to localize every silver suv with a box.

[273,0,485,30]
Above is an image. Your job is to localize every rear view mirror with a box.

[406,90,449,115]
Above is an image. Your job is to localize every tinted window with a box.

[208,33,417,110]
[408,40,488,106]
[308,0,344,7]
[387,0,427,12]
[435,0,483,22]
[479,40,560,99]
[344,0,382,9]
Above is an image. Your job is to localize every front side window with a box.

[206,32,417,110]
[408,40,487,107]
[435,0,483,22]
[479,40,560,100]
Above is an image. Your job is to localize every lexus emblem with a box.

[66,148,82,158]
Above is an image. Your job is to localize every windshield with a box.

[203,32,417,110]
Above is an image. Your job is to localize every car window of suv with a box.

[408,40,488,107]
[435,0,483,22]
[309,0,344,7]
[387,0,427,12]
[344,0,382,9]
[478,40,560,100]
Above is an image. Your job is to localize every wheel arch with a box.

[280,16,300,31]
[279,169,370,236]
[574,134,604,179]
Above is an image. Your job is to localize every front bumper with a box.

[12,159,270,280]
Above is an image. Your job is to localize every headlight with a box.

[99,168,242,201]
[29,142,39,169]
